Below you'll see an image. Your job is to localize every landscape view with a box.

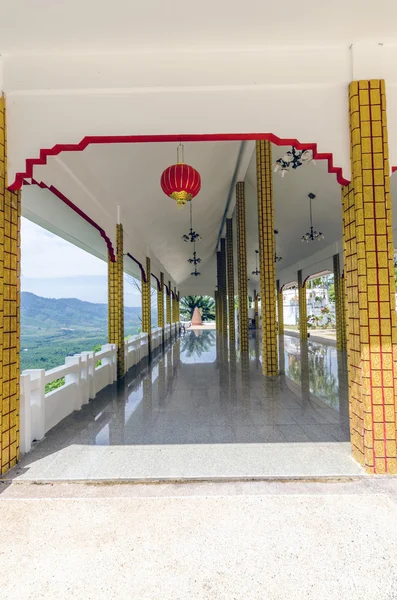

[20,292,154,371]
[21,217,152,372]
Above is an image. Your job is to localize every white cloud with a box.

[21,217,108,279]
[20,218,142,306]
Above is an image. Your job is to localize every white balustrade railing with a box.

[19,326,181,455]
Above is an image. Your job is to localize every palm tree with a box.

[180,295,215,321]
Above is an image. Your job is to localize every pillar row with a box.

[0,98,21,475]
[333,254,346,351]
[298,270,307,341]
[343,79,397,474]
[158,272,165,346]
[166,280,171,328]
[216,251,223,334]
[256,140,278,375]
[236,181,249,353]
[108,223,125,380]
[142,257,151,355]
[226,218,235,347]
[277,280,284,336]
[220,237,228,338]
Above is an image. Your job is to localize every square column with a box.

[333,254,346,351]
[220,237,228,338]
[158,272,165,346]
[236,182,249,353]
[253,290,259,331]
[226,218,236,347]
[108,223,125,379]
[166,280,171,329]
[0,98,21,474]
[343,79,397,473]
[256,141,278,375]
[277,279,284,336]
[298,270,307,341]
[142,257,151,356]
[216,251,223,334]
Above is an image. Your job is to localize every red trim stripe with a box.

[8,132,350,191]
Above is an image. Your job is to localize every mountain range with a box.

[21,291,153,330]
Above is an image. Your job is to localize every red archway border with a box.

[8,132,350,191]
[30,179,115,261]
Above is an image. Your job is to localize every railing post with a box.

[19,373,32,454]
[65,355,82,411]
[78,353,90,405]
[24,369,46,441]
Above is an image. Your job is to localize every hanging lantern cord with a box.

[177,143,185,164]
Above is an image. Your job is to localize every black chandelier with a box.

[302,193,324,242]
[274,229,282,263]
[188,241,201,277]
[182,201,201,243]
[252,249,260,276]
[274,147,314,177]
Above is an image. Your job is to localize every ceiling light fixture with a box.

[182,200,201,243]
[274,147,315,178]
[274,229,283,263]
[302,193,324,242]
[252,250,260,276]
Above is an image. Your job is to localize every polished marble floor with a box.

[5,330,363,480]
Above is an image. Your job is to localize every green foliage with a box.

[180,295,215,321]
[20,293,153,372]
[45,377,65,394]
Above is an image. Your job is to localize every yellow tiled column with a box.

[220,238,228,338]
[142,257,152,356]
[342,79,397,473]
[256,141,278,375]
[0,98,21,475]
[108,223,125,380]
[277,279,284,336]
[298,270,307,341]
[254,290,259,331]
[158,272,165,346]
[166,280,171,332]
[236,182,249,353]
[226,218,235,347]
[333,253,346,351]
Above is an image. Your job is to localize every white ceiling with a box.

[24,138,397,296]
[245,145,344,285]
[1,1,396,53]
[32,141,241,288]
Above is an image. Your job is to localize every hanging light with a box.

[274,229,283,263]
[182,200,201,243]
[252,250,260,276]
[302,193,324,242]
[191,267,201,277]
[161,143,201,208]
[188,250,202,265]
[274,147,315,178]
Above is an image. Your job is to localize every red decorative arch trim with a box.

[125,252,146,283]
[151,272,161,291]
[30,179,115,261]
[9,133,350,191]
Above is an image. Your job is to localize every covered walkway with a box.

[5,331,362,481]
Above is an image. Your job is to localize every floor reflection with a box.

[17,331,351,459]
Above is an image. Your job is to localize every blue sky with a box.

[21,218,142,306]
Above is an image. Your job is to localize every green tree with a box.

[180,295,215,321]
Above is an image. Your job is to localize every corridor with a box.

[5,331,363,481]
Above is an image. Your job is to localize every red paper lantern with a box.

[161,163,201,207]
[161,145,201,207]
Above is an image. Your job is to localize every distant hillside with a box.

[21,291,148,330]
